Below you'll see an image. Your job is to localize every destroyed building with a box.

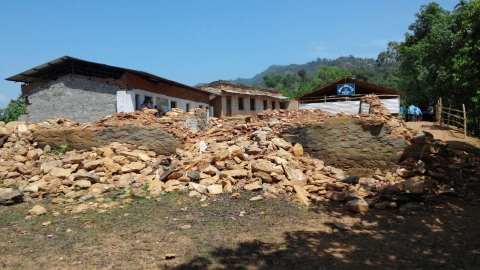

[198,80,298,118]
[5,56,214,123]
[297,77,402,115]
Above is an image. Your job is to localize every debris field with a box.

[1,95,479,215]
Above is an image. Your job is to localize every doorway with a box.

[226,96,232,117]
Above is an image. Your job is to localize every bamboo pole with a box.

[437,98,442,125]
[463,103,467,138]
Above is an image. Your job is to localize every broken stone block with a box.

[271,138,292,150]
[253,171,273,183]
[220,169,248,179]
[292,143,304,157]
[345,198,369,213]
[244,182,263,191]
[325,191,346,201]
[189,182,207,194]
[207,184,223,195]
[41,160,63,174]
[49,167,72,178]
[29,205,47,216]
[0,189,24,206]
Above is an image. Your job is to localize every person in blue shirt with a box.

[399,105,405,120]
[407,104,416,122]
[414,105,422,121]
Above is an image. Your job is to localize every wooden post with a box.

[437,98,442,125]
[463,103,467,138]
[447,104,451,127]
[324,95,326,103]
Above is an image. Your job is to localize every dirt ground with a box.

[1,122,480,269]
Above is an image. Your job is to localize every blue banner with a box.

[337,83,355,96]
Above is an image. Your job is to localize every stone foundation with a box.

[281,118,435,176]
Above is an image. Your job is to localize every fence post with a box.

[447,104,451,127]
[463,103,467,138]
[437,98,442,125]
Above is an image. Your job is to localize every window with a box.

[238,97,244,110]
[279,101,286,109]
[263,100,267,110]
[271,101,276,109]
[250,98,255,111]
[171,101,177,109]
[199,105,203,109]
[186,103,190,111]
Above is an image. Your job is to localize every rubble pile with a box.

[1,96,478,214]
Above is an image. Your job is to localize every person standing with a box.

[427,104,435,122]
[399,105,405,120]
[407,104,416,122]
[414,105,422,122]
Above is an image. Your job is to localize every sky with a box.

[0,0,460,108]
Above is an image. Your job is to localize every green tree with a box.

[0,95,26,123]
[398,2,454,105]
[397,0,480,133]
[311,65,353,89]
[376,41,400,89]
[297,69,307,81]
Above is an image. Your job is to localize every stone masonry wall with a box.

[281,117,432,176]
[33,124,183,155]
[19,75,118,123]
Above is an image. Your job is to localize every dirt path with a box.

[406,121,478,145]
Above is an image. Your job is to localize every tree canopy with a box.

[0,95,26,123]
[396,0,480,133]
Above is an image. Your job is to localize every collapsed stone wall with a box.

[27,108,211,155]
[19,75,118,123]
[281,118,433,177]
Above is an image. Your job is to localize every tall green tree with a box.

[0,95,26,123]
[376,41,400,89]
[398,2,455,105]
[397,0,480,133]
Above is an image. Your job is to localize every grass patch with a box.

[0,193,311,269]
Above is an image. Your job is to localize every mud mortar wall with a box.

[19,75,118,123]
[282,118,432,176]
[33,124,183,155]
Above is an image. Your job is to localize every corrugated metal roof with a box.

[5,56,214,96]
[296,77,401,101]
[222,89,289,100]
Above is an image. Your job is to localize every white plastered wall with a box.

[130,89,210,114]
[299,97,400,114]
[116,90,136,112]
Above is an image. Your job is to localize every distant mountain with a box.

[230,55,377,86]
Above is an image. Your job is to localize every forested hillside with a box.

[231,54,397,99]
[231,56,379,87]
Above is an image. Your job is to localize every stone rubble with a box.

[0,95,479,215]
